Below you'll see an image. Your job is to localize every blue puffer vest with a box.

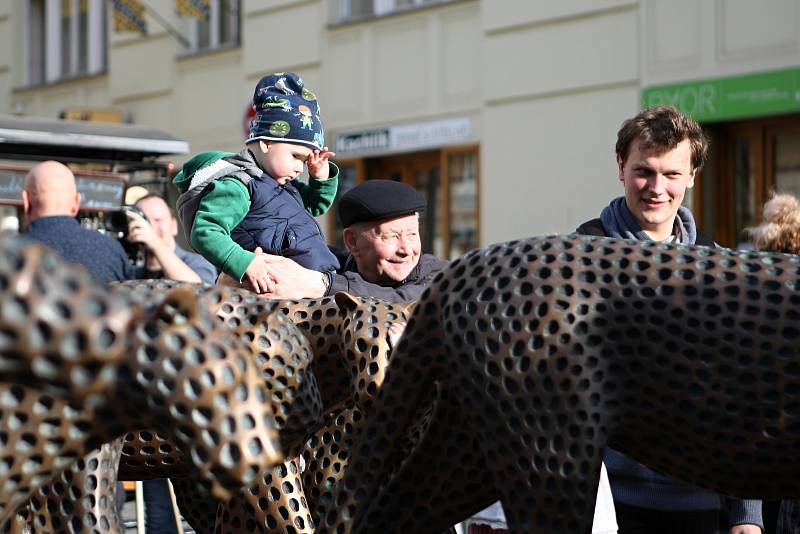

[231,176,339,272]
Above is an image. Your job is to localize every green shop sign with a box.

[642,67,800,122]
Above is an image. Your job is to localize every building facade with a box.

[0,0,798,254]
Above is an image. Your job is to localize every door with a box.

[703,114,800,248]
[365,151,442,256]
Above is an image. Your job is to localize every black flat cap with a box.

[337,180,426,228]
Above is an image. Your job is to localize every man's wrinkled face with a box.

[619,138,696,241]
[346,213,422,284]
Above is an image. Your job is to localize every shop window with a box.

[773,133,800,199]
[333,146,479,259]
[331,0,457,23]
[27,0,106,85]
[181,0,240,53]
[445,149,478,258]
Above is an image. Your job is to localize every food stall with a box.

[0,114,189,233]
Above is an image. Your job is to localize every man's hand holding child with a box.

[307,147,335,180]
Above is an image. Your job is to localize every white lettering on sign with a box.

[335,117,473,156]
[390,118,472,151]
[336,129,390,154]
[646,84,717,116]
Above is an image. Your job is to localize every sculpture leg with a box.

[215,457,314,534]
[170,476,219,534]
[358,384,498,533]
[24,439,124,533]
[301,403,363,527]
[460,390,605,534]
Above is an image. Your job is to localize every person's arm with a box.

[127,211,202,283]
[257,253,440,303]
[178,251,218,285]
[190,178,253,281]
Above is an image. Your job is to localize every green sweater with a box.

[177,150,339,281]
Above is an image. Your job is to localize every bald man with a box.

[22,160,133,282]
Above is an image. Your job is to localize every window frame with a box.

[329,0,465,26]
[180,0,241,56]
[26,0,106,87]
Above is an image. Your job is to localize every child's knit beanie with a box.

[246,72,324,150]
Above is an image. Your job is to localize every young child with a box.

[174,72,339,293]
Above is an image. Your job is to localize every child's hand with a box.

[244,251,277,294]
[307,147,335,180]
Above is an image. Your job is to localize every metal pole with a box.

[140,1,192,48]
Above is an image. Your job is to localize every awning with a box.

[0,114,189,164]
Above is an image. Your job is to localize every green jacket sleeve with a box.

[190,177,254,281]
[294,161,339,217]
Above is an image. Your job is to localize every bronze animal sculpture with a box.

[114,280,414,533]
[324,234,800,534]
[4,268,413,533]
[0,236,283,529]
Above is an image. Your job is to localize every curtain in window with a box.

[110,0,146,33]
[175,0,210,19]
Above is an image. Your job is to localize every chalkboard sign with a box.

[0,170,24,203]
[0,166,126,210]
[75,176,125,209]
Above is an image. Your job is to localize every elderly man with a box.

[127,194,217,284]
[22,160,132,282]
[252,180,449,303]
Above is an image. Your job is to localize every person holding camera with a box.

[21,160,133,282]
[127,194,217,284]
[125,193,216,533]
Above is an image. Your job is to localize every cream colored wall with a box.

[2,0,799,246]
[641,0,800,87]
[0,3,10,115]
[480,1,640,243]
[322,1,482,131]
[242,1,322,76]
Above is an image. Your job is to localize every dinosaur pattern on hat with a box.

[246,72,324,150]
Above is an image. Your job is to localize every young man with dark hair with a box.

[575,105,762,534]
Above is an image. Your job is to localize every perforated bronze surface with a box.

[2,263,412,533]
[199,293,412,532]
[25,440,123,533]
[0,237,282,526]
[323,235,800,534]
[18,232,800,534]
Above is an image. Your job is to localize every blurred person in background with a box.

[22,160,132,282]
[124,193,216,533]
[747,192,800,534]
[127,193,216,284]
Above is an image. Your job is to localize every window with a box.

[27,0,106,85]
[445,148,478,258]
[331,0,455,23]
[181,0,240,53]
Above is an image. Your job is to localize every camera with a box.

[105,205,148,237]
[104,205,149,260]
